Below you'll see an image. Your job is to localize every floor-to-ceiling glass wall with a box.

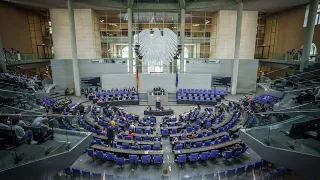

[97,10,215,73]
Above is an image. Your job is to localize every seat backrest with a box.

[190,153,198,160]
[129,155,138,162]
[175,144,182,150]
[234,150,241,158]
[87,149,94,156]
[96,151,104,158]
[0,129,20,146]
[211,150,219,158]
[196,142,203,147]
[123,143,130,149]
[201,152,209,158]
[143,145,151,150]
[177,154,186,161]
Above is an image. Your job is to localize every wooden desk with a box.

[136,125,154,130]
[93,133,158,145]
[120,132,156,138]
[91,144,164,155]
[115,139,158,146]
[161,125,186,130]
[169,129,209,138]
[173,138,241,155]
[171,132,228,144]
[92,133,108,140]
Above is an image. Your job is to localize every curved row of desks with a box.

[173,138,241,155]
[92,133,158,146]
[170,132,228,149]
[169,129,209,138]
[91,144,164,155]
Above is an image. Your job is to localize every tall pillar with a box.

[0,36,7,72]
[128,8,133,74]
[300,0,319,72]
[67,0,81,96]
[180,9,185,73]
[231,2,243,95]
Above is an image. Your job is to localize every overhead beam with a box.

[186,0,236,10]
[127,0,134,8]
[133,3,180,10]
[75,0,127,9]
[179,0,185,9]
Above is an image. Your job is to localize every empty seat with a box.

[153,155,163,164]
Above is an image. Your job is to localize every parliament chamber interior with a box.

[0,0,320,179]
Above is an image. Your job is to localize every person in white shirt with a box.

[11,118,38,144]
[129,123,135,130]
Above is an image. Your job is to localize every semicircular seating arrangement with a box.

[52,92,296,180]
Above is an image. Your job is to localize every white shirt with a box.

[11,125,25,140]
[130,124,135,129]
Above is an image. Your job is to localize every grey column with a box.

[0,36,7,72]
[300,0,319,72]
[180,9,185,73]
[128,8,133,74]
[67,0,81,96]
[231,2,243,95]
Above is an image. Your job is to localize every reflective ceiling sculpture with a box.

[134,28,179,66]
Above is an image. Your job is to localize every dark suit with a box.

[107,126,115,146]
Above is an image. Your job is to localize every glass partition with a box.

[0,89,39,109]
[244,110,320,156]
[0,114,90,171]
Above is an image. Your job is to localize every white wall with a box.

[100,73,212,93]
[50,9,101,59]
[216,10,258,59]
[79,60,127,78]
[178,74,212,90]
[101,74,136,90]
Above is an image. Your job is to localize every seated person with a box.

[145,118,151,126]
[174,137,180,145]
[128,130,135,140]
[159,105,164,111]
[181,130,188,140]
[191,130,197,139]
[11,118,38,144]
[129,123,135,130]
[132,141,140,150]
[144,133,150,141]
[230,143,243,155]
[101,127,107,136]
[162,122,168,128]
[161,88,164,95]
[155,133,161,140]
[31,116,53,137]
[154,138,161,146]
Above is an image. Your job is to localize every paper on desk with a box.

[144,151,149,154]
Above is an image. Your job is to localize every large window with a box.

[303,4,320,27]
[97,10,216,73]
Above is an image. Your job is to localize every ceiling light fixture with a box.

[192,24,199,26]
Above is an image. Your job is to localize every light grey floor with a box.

[66,95,263,180]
